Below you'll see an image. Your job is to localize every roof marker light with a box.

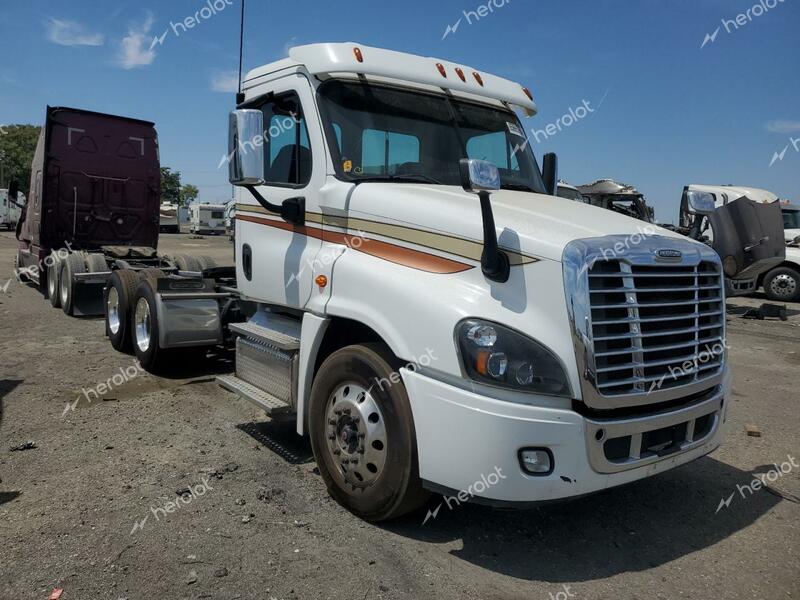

[473,72,484,86]
[353,47,364,63]
[436,63,447,78]
[455,67,466,82]
[522,87,533,100]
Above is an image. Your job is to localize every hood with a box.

[349,184,688,262]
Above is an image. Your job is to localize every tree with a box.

[180,184,199,206]
[0,125,42,192]
[160,167,182,204]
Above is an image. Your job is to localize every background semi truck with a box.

[100,43,731,521]
[14,106,214,316]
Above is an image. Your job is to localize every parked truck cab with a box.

[118,43,731,520]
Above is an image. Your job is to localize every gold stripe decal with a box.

[235,203,540,270]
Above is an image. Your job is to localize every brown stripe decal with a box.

[237,214,473,274]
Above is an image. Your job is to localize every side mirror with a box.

[458,159,509,283]
[542,152,558,196]
[686,190,716,215]
[228,109,265,186]
[459,159,500,193]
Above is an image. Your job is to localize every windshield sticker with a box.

[506,122,524,137]
[343,160,353,173]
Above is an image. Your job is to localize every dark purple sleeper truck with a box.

[15,106,168,315]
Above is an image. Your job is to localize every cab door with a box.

[235,73,326,309]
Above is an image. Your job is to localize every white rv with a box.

[0,189,25,230]
[189,203,227,235]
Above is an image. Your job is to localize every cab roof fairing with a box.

[243,42,538,117]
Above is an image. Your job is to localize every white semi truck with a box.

[103,43,730,520]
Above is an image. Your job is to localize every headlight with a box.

[456,319,571,397]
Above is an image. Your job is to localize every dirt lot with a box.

[0,231,798,600]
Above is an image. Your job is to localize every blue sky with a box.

[1,0,798,221]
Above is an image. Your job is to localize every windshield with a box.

[783,209,800,230]
[317,80,547,193]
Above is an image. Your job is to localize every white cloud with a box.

[46,18,105,47]
[766,120,800,134]
[117,13,156,69]
[211,70,239,93]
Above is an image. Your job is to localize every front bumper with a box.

[402,367,730,504]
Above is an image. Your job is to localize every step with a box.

[229,320,300,351]
[217,374,293,416]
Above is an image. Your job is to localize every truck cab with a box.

[121,43,731,520]
[576,179,654,222]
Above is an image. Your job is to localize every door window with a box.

[259,92,312,187]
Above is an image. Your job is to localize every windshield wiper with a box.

[353,174,444,185]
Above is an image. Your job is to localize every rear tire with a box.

[170,253,201,272]
[47,255,62,308]
[131,278,171,373]
[105,270,141,353]
[194,256,218,271]
[309,343,428,521]
[764,266,800,302]
[85,253,107,273]
[60,253,86,315]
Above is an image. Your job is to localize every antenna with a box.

[236,0,245,105]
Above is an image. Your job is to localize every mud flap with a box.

[72,272,111,316]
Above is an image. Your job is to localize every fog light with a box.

[723,255,738,277]
[518,448,553,475]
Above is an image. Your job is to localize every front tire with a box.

[764,266,800,302]
[309,343,428,521]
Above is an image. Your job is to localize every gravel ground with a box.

[0,231,798,600]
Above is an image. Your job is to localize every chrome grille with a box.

[587,259,725,396]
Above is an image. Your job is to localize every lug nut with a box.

[328,419,336,425]
[352,417,360,424]
[343,408,351,415]
[333,449,341,455]
[328,434,335,441]
[334,409,342,416]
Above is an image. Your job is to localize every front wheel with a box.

[764,266,800,302]
[309,344,428,521]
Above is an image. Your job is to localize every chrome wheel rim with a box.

[134,297,151,353]
[59,267,69,305]
[769,274,797,299]
[107,287,121,335]
[325,382,387,490]
[47,263,57,298]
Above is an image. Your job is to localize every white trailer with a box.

[103,43,730,520]
[189,203,227,235]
